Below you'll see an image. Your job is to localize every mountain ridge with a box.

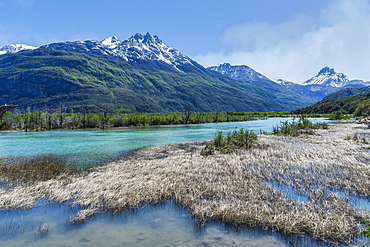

[207,63,315,108]
[276,66,370,101]
[0,48,292,112]
[39,33,200,72]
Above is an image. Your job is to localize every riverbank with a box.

[0,122,369,244]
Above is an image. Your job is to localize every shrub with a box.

[201,128,258,155]
[359,221,370,247]
[329,110,347,120]
[273,118,328,136]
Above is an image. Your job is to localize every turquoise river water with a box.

[0,118,367,246]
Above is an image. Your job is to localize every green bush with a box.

[359,221,370,247]
[202,127,258,155]
[329,110,347,120]
[273,118,328,136]
[354,99,370,118]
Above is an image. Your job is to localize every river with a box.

[1,117,319,166]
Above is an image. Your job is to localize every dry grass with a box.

[0,154,80,187]
[0,123,370,244]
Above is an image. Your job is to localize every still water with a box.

[0,118,366,246]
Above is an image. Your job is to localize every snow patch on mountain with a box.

[0,44,37,55]
[40,32,197,71]
[116,33,197,70]
[101,36,121,48]
[274,79,296,86]
[303,67,348,87]
[303,66,370,88]
[208,63,272,82]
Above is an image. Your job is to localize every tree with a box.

[0,105,17,120]
[354,99,370,117]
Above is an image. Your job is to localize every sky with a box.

[0,0,369,82]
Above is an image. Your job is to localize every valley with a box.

[1,33,370,247]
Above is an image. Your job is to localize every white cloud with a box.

[195,0,370,83]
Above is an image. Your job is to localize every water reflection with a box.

[264,181,309,202]
[2,200,363,247]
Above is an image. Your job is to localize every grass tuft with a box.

[0,154,80,187]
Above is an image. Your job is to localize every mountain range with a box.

[0,33,311,113]
[207,63,314,107]
[275,67,370,101]
[0,33,369,113]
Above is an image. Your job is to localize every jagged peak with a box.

[318,66,336,76]
[208,63,272,82]
[1,33,196,71]
[304,66,349,87]
[219,62,232,67]
[101,36,121,48]
[127,32,162,44]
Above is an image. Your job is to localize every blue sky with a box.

[0,0,369,82]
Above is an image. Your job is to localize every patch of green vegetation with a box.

[353,99,370,118]
[328,110,350,120]
[293,93,370,115]
[272,118,328,136]
[1,111,261,131]
[201,127,258,155]
[246,79,315,109]
[359,221,370,247]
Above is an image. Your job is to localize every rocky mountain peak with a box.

[304,66,349,87]
[35,33,198,70]
[318,66,336,76]
[218,62,232,68]
[127,32,161,45]
[101,36,121,48]
[208,63,271,82]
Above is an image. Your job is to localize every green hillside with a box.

[1,49,291,113]
[245,79,315,109]
[322,86,370,101]
[292,93,370,114]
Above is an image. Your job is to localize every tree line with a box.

[0,110,289,131]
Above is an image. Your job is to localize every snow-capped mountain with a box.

[275,67,370,101]
[0,44,37,55]
[303,66,370,88]
[101,36,121,49]
[303,67,348,87]
[208,63,271,82]
[40,32,199,71]
[207,63,315,107]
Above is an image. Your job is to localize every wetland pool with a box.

[2,201,363,247]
